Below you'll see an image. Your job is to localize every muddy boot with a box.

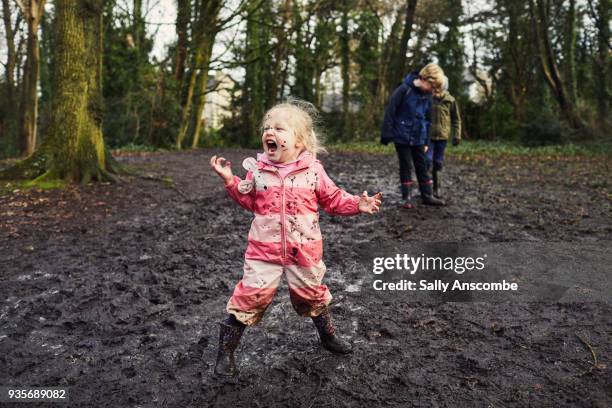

[422,193,446,206]
[311,308,352,354]
[420,182,445,206]
[400,183,414,209]
[213,317,245,379]
[433,170,442,198]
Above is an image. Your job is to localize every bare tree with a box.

[388,0,417,93]
[15,0,46,156]
[176,0,223,149]
[174,0,191,87]
[529,0,582,128]
[588,0,610,125]
[267,0,292,106]
[2,0,21,127]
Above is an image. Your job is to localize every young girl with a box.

[209,100,382,379]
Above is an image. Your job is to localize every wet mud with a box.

[1,149,610,407]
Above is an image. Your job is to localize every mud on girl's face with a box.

[261,108,304,163]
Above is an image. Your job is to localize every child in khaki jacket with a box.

[428,76,461,198]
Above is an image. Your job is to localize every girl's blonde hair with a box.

[419,63,445,93]
[262,98,326,157]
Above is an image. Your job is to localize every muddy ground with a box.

[1,148,610,407]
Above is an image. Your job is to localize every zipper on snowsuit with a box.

[261,165,310,263]
[280,175,286,260]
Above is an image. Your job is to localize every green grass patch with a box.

[0,178,66,197]
[328,140,611,158]
[0,182,17,197]
[112,143,159,153]
[119,164,139,174]
[327,141,395,155]
[161,176,175,187]
[22,178,66,190]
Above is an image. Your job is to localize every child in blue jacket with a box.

[381,63,446,208]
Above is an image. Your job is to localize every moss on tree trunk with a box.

[1,0,120,184]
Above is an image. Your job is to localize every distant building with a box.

[203,71,235,130]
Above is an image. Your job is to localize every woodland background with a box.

[0,0,610,182]
[1,3,610,405]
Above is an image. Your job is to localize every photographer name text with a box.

[373,279,518,292]
[372,254,518,292]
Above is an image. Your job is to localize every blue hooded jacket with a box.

[380,72,432,146]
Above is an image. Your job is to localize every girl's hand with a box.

[210,155,234,186]
[359,191,382,214]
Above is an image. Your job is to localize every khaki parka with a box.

[429,92,461,142]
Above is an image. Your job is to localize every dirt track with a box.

[1,148,610,407]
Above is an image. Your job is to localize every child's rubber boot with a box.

[420,182,445,206]
[422,194,445,206]
[213,321,245,380]
[311,308,352,354]
[433,170,442,198]
[400,182,414,209]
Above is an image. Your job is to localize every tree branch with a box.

[13,0,25,15]
[13,8,22,33]
[36,0,46,20]
[216,0,251,28]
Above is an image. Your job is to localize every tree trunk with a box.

[340,1,350,126]
[594,0,610,124]
[38,12,52,115]
[133,0,144,53]
[390,0,417,87]
[241,0,271,145]
[176,52,199,149]
[18,0,46,157]
[279,50,290,101]
[176,0,222,149]
[267,0,292,107]
[565,0,577,101]
[314,69,322,109]
[191,39,214,148]
[378,6,403,106]
[1,0,119,183]
[501,0,530,122]
[175,0,191,85]
[529,0,582,128]
[291,1,315,102]
[1,0,17,122]
[312,9,335,111]
[45,0,118,182]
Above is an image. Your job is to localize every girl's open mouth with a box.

[266,140,278,153]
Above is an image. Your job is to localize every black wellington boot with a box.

[213,322,245,379]
[420,182,446,206]
[422,193,446,206]
[311,308,352,354]
[400,183,415,209]
[433,170,443,198]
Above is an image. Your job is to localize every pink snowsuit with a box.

[224,151,360,326]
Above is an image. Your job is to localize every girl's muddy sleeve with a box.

[315,162,360,216]
[225,171,256,212]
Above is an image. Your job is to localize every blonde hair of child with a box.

[262,98,326,158]
[419,63,445,93]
